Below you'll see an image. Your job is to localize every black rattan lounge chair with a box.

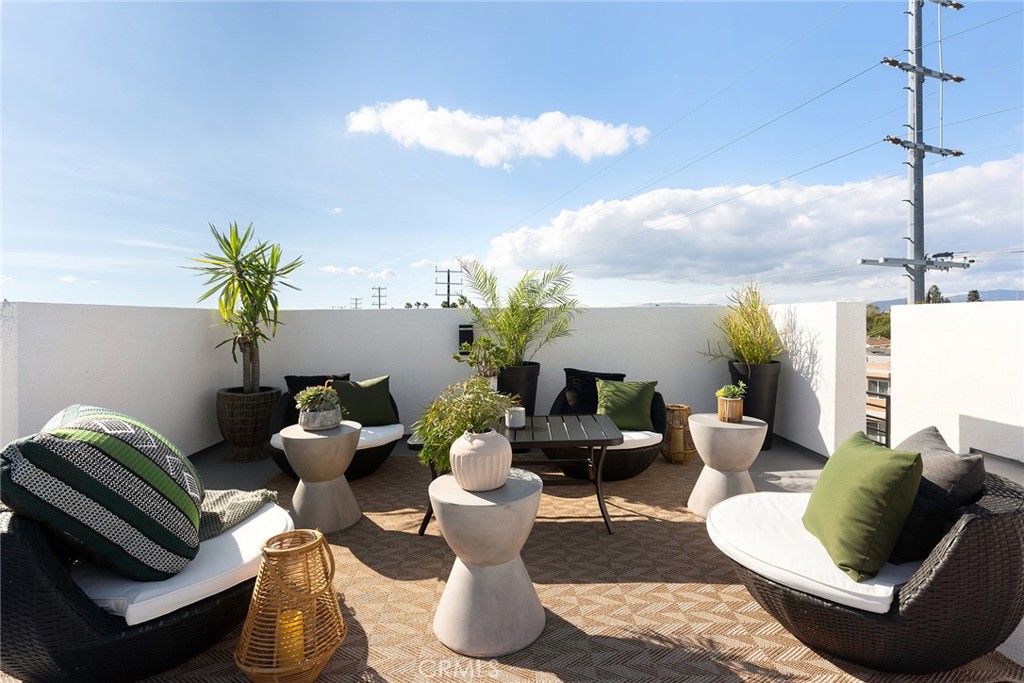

[542,388,667,481]
[728,473,1024,674]
[269,390,401,481]
[0,508,255,683]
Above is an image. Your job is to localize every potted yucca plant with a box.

[188,221,303,461]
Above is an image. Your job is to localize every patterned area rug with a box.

[8,452,1022,682]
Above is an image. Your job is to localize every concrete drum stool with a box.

[430,468,545,657]
[686,413,768,517]
[280,422,363,533]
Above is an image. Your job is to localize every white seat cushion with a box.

[72,502,294,625]
[609,430,662,450]
[270,423,404,452]
[357,423,404,450]
[706,492,921,614]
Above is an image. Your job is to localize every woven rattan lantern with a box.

[661,404,698,465]
[235,529,346,683]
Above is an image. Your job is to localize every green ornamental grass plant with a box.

[413,376,518,473]
[703,283,787,365]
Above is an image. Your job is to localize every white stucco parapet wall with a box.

[891,300,1024,463]
[2,301,864,457]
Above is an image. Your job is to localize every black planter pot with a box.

[728,361,781,451]
[497,362,541,416]
[216,386,281,462]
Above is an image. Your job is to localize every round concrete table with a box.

[280,421,362,533]
[430,468,545,657]
[686,413,768,518]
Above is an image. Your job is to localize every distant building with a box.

[866,337,891,445]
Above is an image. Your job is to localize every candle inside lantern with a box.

[277,608,305,667]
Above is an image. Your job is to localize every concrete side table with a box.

[686,413,768,518]
[280,422,362,533]
[430,468,545,657]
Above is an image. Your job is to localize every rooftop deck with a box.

[127,439,1023,682]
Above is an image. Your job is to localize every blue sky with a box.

[3,1,1022,309]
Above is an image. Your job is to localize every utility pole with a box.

[371,286,387,310]
[859,0,970,304]
[435,268,463,307]
[349,297,362,310]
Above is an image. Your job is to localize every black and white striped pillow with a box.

[0,405,204,581]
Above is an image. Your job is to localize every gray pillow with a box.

[889,426,986,563]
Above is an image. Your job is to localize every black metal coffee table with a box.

[413,414,624,534]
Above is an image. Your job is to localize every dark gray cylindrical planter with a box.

[216,386,281,462]
[728,361,781,450]
[497,362,541,416]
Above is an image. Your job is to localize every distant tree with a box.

[404,302,413,309]
[967,289,982,302]
[866,304,891,339]
[421,302,429,308]
[440,300,459,308]
[925,285,950,304]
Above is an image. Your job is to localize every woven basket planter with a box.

[661,404,698,464]
[235,529,346,683]
[217,387,281,462]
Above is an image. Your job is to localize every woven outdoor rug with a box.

[9,452,1021,682]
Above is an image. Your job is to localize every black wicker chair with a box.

[542,388,668,481]
[269,391,401,481]
[0,508,255,682]
[729,473,1024,674]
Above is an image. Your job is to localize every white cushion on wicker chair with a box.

[706,492,921,614]
[608,430,662,450]
[71,502,293,625]
[270,423,403,452]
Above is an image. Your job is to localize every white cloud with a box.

[410,259,434,268]
[321,265,364,276]
[329,207,343,214]
[58,275,79,283]
[346,99,650,168]
[0,275,12,284]
[482,155,1023,303]
[369,268,399,280]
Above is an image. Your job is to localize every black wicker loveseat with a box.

[710,472,1024,673]
[0,506,259,682]
[543,386,668,482]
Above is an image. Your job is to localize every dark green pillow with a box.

[330,375,398,427]
[802,432,922,582]
[1,405,203,581]
[595,379,656,431]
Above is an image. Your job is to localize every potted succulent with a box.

[413,375,518,491]
[188,221,303,461]
[457,259,583,416]
[715,381,746,423]
[294,382,347,431]
[702,282,787,449]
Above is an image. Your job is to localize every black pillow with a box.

[282,374,351,427]
[563,368,627,414]
[889,426,986,563]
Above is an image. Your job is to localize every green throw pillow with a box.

[595,379,656,431]
[802,432,922,582]
[0,405,203,581]
[331,375,398,427]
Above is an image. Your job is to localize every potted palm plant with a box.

[457,259,583,415]
[451,336,513,387]
[703,282,787,449]
[413,376,518,491]
[189,221,303,461]
[294,382,346,431]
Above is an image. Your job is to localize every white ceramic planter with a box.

[298,407,343,431]
[449,429,513,492]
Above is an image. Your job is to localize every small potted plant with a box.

[451,336,514,386]
[413,375,518,491]
[715,381,746,423]
[294,382,346,431]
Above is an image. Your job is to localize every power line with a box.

[371,286,387,309]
